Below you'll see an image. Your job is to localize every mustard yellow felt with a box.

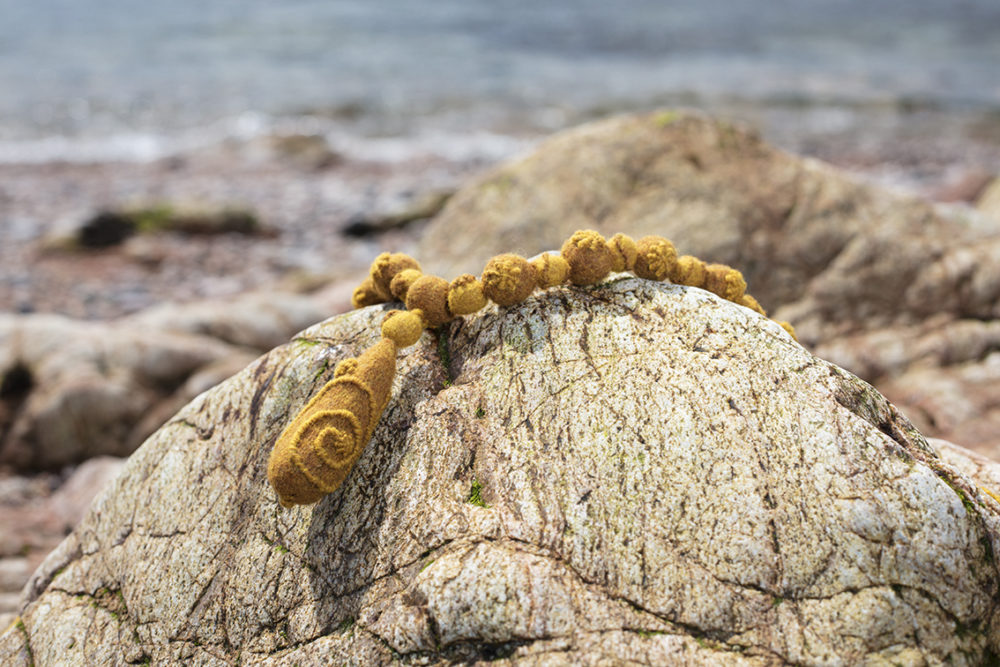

[334,358,358,377]
[381,310,424,348]
[673,255,707,287]
[531,253,570,289]
[704,264,747,302]
[778,321,798,341]
[351,276,385,309]
[482,254,536,306]
[740,294,767,317]
[561,230,614,285]
[390,268,423,301]
[448,274,488,316]
[268,337,397,507]
[634,236,677,281]
[608,233,638,272]
[370,252,420,300]
[405,275,452,327]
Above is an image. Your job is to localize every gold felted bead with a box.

[381,310,424,348]
[704,264,747,302]
[390,268,423,301]
[531,253,570,289]
[740,294,767,317]
[370,252,420,300]
[448,274,488,316]
[334,358,359,377]
[560,230,615,285]
[268,337,398,507]
[481,254,537,306]
[405,275,452,327]
[608,233,638,272]
[778,321,797,340]
[634,236,678,281]
[352,276,386,308]
[673,255,707,287]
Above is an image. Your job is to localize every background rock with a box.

[44,457,126,530]
[977,176,1000,221]
[0,313,234,470]
[123,290,336,351]
[250,133,343,171]
[419,111,928,321]
[418,111,1000,456]
[0,457,125,633]
[0,282,358,472]
[935,438,1000,500]
[42,204,269,253]
[342,188,454,237]
[2,279,998,664]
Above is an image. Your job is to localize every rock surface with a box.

[978,176,1000,221]
[2,278,998,665]
[0,457,125,633]
[418,111,1000,456]
[0,286,354,472]
[123,290,336,351]
[0,313,235,470]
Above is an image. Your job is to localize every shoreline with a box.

[3,103,1000,320]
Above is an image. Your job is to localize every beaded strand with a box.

[268,230,794,507]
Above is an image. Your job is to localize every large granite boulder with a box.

[417,111,1000,456]
[1,278,998,665]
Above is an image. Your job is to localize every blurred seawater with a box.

[0,0,998,163]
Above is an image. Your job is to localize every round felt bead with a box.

[634,236,677,281]
[448,274,488,316]
[405,275,452,327]
[381,310,425,348]
[482,254,537,306]
[561,230,614,285]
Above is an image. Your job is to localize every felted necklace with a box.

[267,230,795,508]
